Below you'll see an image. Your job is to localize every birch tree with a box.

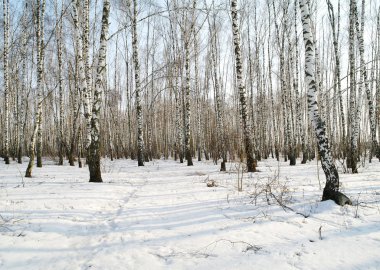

[18,2,28,164]
[348,0,360,173]
[73,0,92,161]
[353,0,379,160]
[55,0,65,165]
[231,0,255,172]
[88,0,110,182]
[36,0,46,168]
[25,0,46,177]
[2,0,10,164]
[326,0,345,158]
[182,0,196,167]
[130,0,144,166]
[299,0,351,205]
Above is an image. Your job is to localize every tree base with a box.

[247,159,257,173]
[220,161,226,171]
[322,189,352,206]
[289,154,296,166]
[89,178,102,183]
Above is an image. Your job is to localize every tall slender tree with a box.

[2,0,10,164]
[18,2,28,164]
[55,0,64,166]
[25,0,46,177]
[36,0,46,168]
[299,0,351,205]
[88,0,110,182]
[353,0,379,160]
[231,0,255,172]
[131,0,144,166]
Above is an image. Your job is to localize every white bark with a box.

[299,0,348,204]
[353,0,379,158]
[131,0,144,166]
[231,0,255,172]
[2,0,10,164]
[88,0,110,182]
[73,0,92,152]
[26,0,45,177]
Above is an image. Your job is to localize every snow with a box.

[1,158,380,270]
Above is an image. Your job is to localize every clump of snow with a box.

[0,158,379,269]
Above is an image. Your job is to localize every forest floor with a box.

[0,157,380,270]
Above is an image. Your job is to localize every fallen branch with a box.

[269,191,310,218]
[199,238,262,253]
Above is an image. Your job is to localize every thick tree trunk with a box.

[26,0,45,177]
[348,0,359,173]
[231,0,255,172]
[88,0,110,182]
[299,0,351,206]
[183,0,196,167]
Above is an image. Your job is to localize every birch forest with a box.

[1,0,380,204]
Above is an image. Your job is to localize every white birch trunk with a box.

[55,0,64,165]
[25,0,45,177]
[36,0,46,168]
[88,0,110,182]
[131,0,144,166]
[2,0,10,164]
[349,0,358,173]
[299,0,351,205]
[73,0,92,154]
[353,0,379,159]
[231,0,255,172]
[18,2,28,164]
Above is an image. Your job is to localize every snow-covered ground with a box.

[0,157,380,270]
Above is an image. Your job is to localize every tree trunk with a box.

[353,0,379,159]
[348,0,359,173]
[55,0,64,166]
[36,0,46,168]
[299,0,351,206]
[2,0,10,164]
[231,0,255,172]
[88,0,110,182]
[18,3,28,164]
[73,0,92,163]
[131,0,144,166]
[25,0,45,177]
